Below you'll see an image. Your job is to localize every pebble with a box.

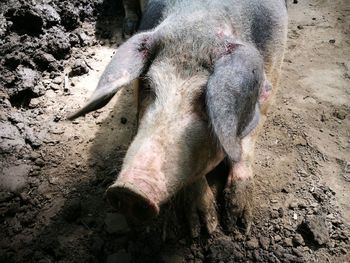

[293,234,305,246]
[289,201,298,209]
[284,238,293,247]
[30,152,41,160]
[35,158,45,167]
[1,164,31,192]
[52,76,62,85]
[69,59,89,77]
[274,235,282,242]
[50,83,61,91]
[259,236,270,250]
[292,247,304,257]
[333,110,346,120]
[284,253,303,262]
[278,207,284,217]
[246,238,260,250]
[271,210,279,219]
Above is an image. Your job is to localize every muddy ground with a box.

[0,0,349,262]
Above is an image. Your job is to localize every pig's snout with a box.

[106,169,169,221]
[107,183,159,221]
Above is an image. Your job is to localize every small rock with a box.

[284,254,303,262]
[60,3,80,30]
[259,236,270,250]
[333,109,346,120]
[284,238,293,247]
[45,26,71,59]
[274,235,282,242]
[29,151,41,161]
[271,210,279,219]
[293,234,305,246]
[293,0,298,3]
[274,244,286,258]
[329,39,336,44]
[292,247,304,257]
[310,202,318,208]
[246,238,260,250]
[34,51,60,72]
[35,158,45,167]
[278,207,284,217]
[29,98,42,108]
[104,213,129,234]
[289,201,298,209]
[77,30,90,46]
[50,83,60,91]
[52,76,62,85]
[69,59,89,77]
[24,127,43,148]
[293,212,298,220]
[0,164,31,192]
[14,66,39,94]
[36,4,61,27]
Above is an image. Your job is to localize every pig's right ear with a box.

[67,31,158,120]
[206,45,264,162]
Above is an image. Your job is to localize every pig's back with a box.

[143,0,287,60]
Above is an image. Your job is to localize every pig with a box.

[68,0,288,237]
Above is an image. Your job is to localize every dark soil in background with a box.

[0,0,349,262]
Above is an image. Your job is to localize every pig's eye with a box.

[139,79,155,102]
[193,89,208,121]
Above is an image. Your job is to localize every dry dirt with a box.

[0,0,349,262]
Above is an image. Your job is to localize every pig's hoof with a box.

[186,196,219,238]
[123,18,138,38]
[183,179,219,238]
[223,178,254,235]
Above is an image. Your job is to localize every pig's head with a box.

[107,60,225,221]
[68,27,258,221]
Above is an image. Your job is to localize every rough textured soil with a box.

[0,0,349,262]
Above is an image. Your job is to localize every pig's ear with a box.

[206,45,264,161]
[67,31,158,120]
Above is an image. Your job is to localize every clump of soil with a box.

[0,0,349,262]
[0,0,122,108]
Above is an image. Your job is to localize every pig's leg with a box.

[223,67,283,235]
[123,0,142,37]
[223,131,257,235]
[183,177,219,238]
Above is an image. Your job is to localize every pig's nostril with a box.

[106,184,159,221]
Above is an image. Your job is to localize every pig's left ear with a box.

[67,31,159,120]
[206,44,264,161]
